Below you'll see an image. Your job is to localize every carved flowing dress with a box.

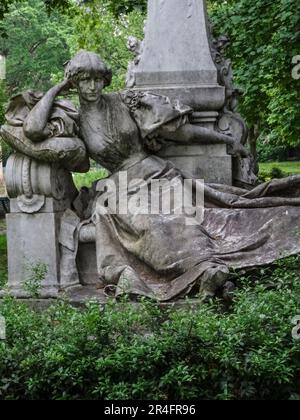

[3,90,300,300]
[76,91,300,300]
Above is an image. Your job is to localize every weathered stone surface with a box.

[134,0,225,112]
[9,197,73,214]
[127,0,233,181]
[77,243,99,286]
[0,293,212,310]
[0,88,89,173]
[158,143,232,184]
[6,212,62,298]
[0,144,6,197]
[5,154,77,212]
[2,152,80,295]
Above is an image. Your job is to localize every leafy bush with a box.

[257,141,300,162]
[73,169,109,190]
[269,167,286,179]
[0,141,13,167]
[258,166,288,183]
[22,261,48,298]
[0,257,300,400]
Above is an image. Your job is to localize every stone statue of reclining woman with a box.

[2,50,300,301]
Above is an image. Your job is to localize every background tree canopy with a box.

[209,0,300,154]
[0,0,299,160]
[0,0,73,94]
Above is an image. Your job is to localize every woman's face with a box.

[77,73,105,102]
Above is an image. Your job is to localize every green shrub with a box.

[73,169,109,190]
[258,166,287,183]
[257,143,290,163]
[0,141,13,167]
[270,167,285,179]
[22,261,48,298]
[0,257,300,400]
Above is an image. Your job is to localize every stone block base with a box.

[77,242,99,286]
[6,212,62,298]
[158,143,232,185]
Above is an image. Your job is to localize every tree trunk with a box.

[248,124,260,175]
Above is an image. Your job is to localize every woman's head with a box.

[65,50,112,102]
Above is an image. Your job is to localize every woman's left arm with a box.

[23,79,71,142]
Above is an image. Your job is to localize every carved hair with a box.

[64,50,112,87]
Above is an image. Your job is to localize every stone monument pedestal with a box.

[158,143,232,184]
[2,154,79,298]
[130,0,231,183]
[6,209,61,297]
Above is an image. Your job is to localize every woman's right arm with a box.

[23,79,70,142]
[157,124,249,158]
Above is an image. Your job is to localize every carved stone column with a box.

[4,154,78,298]
[131,0,232,184]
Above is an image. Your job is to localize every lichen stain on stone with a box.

[187,0,193,19]
[159,0,166,11]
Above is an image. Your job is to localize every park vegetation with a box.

[0,0,300,400]
[0,259,300,400]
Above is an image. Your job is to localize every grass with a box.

[73,168,109,190]
[259,161,300,176]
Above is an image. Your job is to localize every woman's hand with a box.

[56,79,73,95]
[23,79,74,142]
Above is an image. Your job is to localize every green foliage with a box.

[210,0,300,149]
[0,257,300,400]
[0,0,74,95]
[104,0,147,16]
[69,0,145,91]
[260,161,300,175]
[44,0,75,14]
[0,141,12,166]
[258,161,300,182]
[0,0,74,32]
[73,168,109,190]
[269,166,286,179]
[0,81,8,126]
[259,166,286,182]
[22,261,48,298]
[257,141,291,162]
[0,0,21,22]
